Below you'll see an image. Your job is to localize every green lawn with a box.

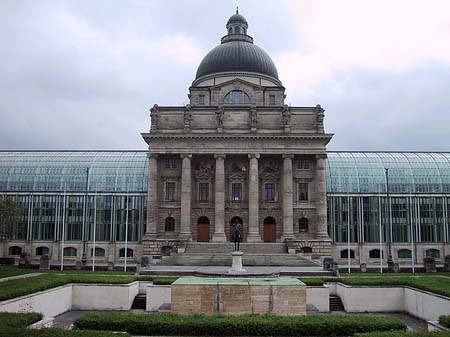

[0,265,37,279]
[0,265,449,301]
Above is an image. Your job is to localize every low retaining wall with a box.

[72,282,140,311]
[335,283,450,321]
[307,286,329,312]
[147,285,171,311]
[0,284,72,318]
[0,282,140,317]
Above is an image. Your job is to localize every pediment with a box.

[212,78,261,91]
[229,172,246,181]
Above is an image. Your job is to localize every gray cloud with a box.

[0,1,449,152]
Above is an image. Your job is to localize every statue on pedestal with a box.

[232,219,242,251]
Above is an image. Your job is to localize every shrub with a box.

[439,315,450,328]
[74,312,406,336]
[0,328,130,337]
[0,312,42,328]
[356,331,450,337]
[151,276,179,285]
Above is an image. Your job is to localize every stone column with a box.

[180,154,192,240]
[247,153,261,242]
[145,153,158,238]
[315,154,330,239]
[282,154,294,240]
[212,154,227,242]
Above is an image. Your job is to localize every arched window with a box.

[223,90,250,104]
[36,246,49,256]
[300,247,313,254]
[234,26,240,34]
[9,246,22,256]
[340,249,355,259]
[426,249,440,259]
[369,249,383,259]
[91,247,105,257]
[242,27,246,34]
[165,217,175,232]
[63,247,77,257]
[119,248,133,258]
[299,218,309,232]
[229,27,232,34]
[398,249,412,259]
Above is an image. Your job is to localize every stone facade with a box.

[141,12,333,258]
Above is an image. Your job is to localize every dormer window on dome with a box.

[224,90,250,104]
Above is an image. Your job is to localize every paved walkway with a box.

[141,265,329,276]
[0,272,41,283]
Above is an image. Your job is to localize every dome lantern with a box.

[226,7,249,35]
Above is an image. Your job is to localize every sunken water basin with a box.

[171,277,306,315]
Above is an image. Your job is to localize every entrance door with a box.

[263,216,276,242]
[197,216,210,242]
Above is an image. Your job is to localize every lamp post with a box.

[385,168,394,269]
[81,167,90,267]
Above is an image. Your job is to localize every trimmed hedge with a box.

[73,312,406,336]
[439,315,450,328]
[0,328,130,337]
[356,332,450,337]
[0,312,42,328]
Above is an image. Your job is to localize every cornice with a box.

[142,133,333,141]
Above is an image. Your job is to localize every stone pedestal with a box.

[39,255,50,270]
[228,251,245,274]
[171,277,307,316]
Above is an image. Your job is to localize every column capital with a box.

[248,153,260,159]
[214,154,226,160]
[147,153,159,159]
[180,154,193,159]
[282,154,295,159]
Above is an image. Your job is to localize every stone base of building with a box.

[142,239,184,256]
[286,239,332,260]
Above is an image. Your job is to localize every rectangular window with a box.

[297,159,310,169]
[265,183,275,201]
[269,95,275,105]
[198,95,205,105]
[199,183,209,201]
[165,182,176,201]
[231,182,242,201]
[164,158,177,169]
[298,183,308,201]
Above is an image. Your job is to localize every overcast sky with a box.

[1,0,450,151]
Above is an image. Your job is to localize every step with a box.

[131,294,146,310]
[329,295,345,311]
[185,243,288,254]
[154,253,319,267]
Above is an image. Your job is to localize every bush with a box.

[356,332,450,336]
[0,328,130,337]
[0,312,42,328]
[151,276,179,285]
[439,315,450,328]
[74,312,406,336]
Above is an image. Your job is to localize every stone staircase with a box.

[329,295,345,311]
[154,243,319,267]
[131,294,146,310]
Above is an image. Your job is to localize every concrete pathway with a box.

[0,272,41,283]
[141,265,329,276]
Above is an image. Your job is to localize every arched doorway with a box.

[229,216,243,242]
[197,216,210,242]
[263,216,276,242]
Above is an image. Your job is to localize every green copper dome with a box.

[195,10,279,81]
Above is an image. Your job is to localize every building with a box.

[0,11,449,269]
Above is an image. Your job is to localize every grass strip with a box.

[0,266,36,279]
[74,311,406,336]
[439,315,450,328]
[356,332,450,336]
[0,312,42,328]
[0,328,130,337]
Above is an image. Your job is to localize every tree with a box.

[0,198,22,240]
